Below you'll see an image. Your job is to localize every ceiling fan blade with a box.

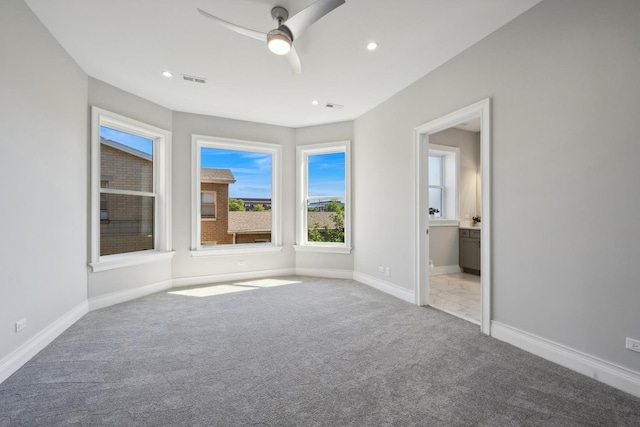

[286,46,302,75]
[197,8,267,42]
[282,0,345,40]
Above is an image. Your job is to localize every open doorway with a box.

[414,99,491,335]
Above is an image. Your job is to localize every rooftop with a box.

[228,211,335,233]
[201,168,236,184]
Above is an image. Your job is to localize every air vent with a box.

[181,74,207,84]
[325,103,343,109]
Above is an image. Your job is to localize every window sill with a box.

[190,244,283,257]
[429,219,460,227]
[90,250,175,272]
[293,245,353,254]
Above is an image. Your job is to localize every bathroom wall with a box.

[429,226,459,271]
[428,127,480,270]
[430,127,480,224]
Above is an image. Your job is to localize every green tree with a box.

[252,204,265,211]
[307,220,324,242]
[308,200,345,243]
[229,198,245,211]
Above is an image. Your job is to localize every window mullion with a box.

[100,188,156,198]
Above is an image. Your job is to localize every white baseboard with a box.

[352,272,414,304]
[430,264,462,276]
[0,301,88,384]
[172,268,296,288]
[295,267,353,280]
[491,321,640,399]
[88,280,173,311]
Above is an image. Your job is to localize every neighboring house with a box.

[228,211,271,243]
[226,211,335,244]
[100,138,153,256]
[200,168,236,245]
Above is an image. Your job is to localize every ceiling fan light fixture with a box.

[267,29,292,55]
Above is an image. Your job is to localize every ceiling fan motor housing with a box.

[271,6,289,25]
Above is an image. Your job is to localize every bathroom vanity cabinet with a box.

[459,228,481,275]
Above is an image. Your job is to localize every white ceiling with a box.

[25,0,541,128]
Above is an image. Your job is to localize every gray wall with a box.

[0,0,88,362]
[87,78,174,299]
[354,0,640,371]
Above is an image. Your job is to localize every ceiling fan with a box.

[197,0,345,75]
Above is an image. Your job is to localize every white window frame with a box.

[294,141,352,254]
[428,143,459,222]
[90,107,173,272]
[191,135,282,256]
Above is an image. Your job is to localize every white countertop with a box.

[459,225,481,230]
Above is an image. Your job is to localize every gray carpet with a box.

[1,276,639,426]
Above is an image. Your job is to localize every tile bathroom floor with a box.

[429,272,481,324]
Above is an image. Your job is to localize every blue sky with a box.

[202,148,345,199]
[100,127,346,200]
[201,147,272,198]
[100,126,153,154]
[308,152,345,198]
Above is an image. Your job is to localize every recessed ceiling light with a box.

[311,100,319,105]
[366,42,378,51]
[162,71,173,78]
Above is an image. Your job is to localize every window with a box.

[90,107,173,271]
[428,144,459,220]
[295,141,351,253]
[201,191,217,219]
[428,155,444,218]
[192,136,282,254]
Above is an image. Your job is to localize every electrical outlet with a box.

[15,318,26,333]
[238,260,246,266]
[626,338,640,353]
[378,266,384,273]
[385,267,390,277]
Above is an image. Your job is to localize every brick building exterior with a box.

[200,169,235,245]
[100,139,154,256]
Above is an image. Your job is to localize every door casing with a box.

[414,98,491,335]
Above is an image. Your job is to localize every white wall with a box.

[0,0,88,367]
[87,78,174,300]
[171,112,296,283]
[354,0,640,372]
[294,122,355,274]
